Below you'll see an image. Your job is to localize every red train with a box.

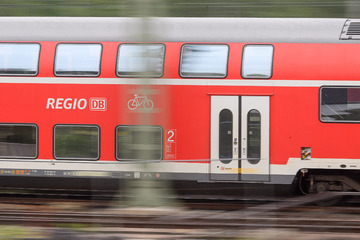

[0,17,360,197]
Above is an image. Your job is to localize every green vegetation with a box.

[0,226,45,239]
[0,0,358,18]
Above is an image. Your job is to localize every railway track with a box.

[0,193,358,239]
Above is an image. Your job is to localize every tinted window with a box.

[0,43,40,76]
[180,44,228,78]
[117,44,165,77]
[116,125,163,160]
[242,45,274,79]
[320,87,360,122]
[247,109,261,164]
[54,44,102,77]
[219,109,232,164]
[0,124,37,159]
[54,125,100,160]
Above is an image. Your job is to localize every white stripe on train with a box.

[0,77,360,87]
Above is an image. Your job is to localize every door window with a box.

[219,109,233,163]
[247,109,261,164]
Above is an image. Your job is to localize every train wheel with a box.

[313,182,343,206]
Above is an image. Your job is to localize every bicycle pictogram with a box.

[127,94,154,110]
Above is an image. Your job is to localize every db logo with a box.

[90,98,107,111]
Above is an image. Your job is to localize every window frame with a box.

[53,124,100,160]
[0,123,38,159]
[54,43,103,77]
[179,43,229,79]
[0,42,41,77]
[319,86,360,123]
[241,44,274,79]
[116,43,166,78]
[115,125,163,161]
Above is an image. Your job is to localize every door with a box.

[210,96,269,181]
[210,96,239,180]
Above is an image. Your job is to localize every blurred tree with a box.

[0,0,355,18]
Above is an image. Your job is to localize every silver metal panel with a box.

[151,18,349,43]
[0,17,354,43]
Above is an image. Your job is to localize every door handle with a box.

[234,138,238,155]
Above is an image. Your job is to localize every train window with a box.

[54,125,100,160]
[0,43,40,76]
[320,87,360,122]
[219,109,233,164]
[180,44,229,78]
[247,109,261,164]
[241,45,274,79]
[54,43,102,77]
[0,124,37,159]
[116,125,163,161]
[117,44,165,77]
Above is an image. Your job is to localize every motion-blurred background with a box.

[1,0,360,18]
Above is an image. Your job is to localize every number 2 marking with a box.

[167,130,175,142]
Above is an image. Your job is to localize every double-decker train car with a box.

[0,17,360,197]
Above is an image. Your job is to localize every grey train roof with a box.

[0,17,358,43]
